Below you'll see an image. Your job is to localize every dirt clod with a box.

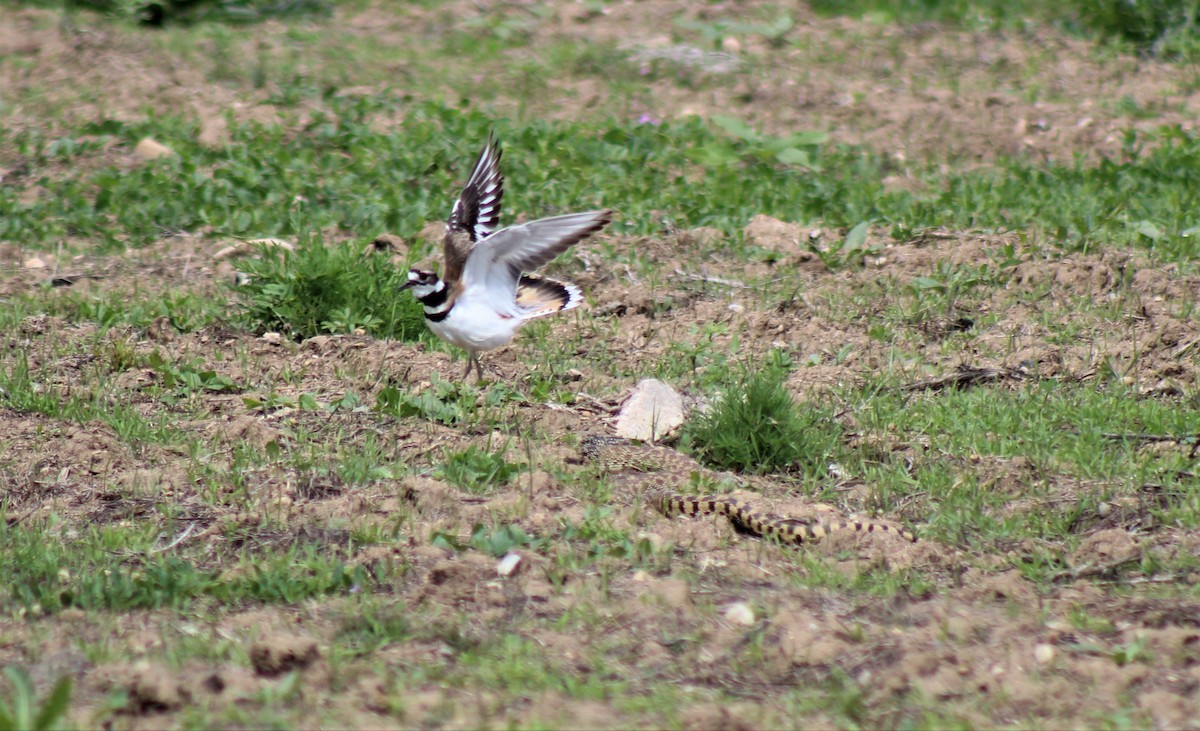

[99,663,189,715]
[249,634,320,678]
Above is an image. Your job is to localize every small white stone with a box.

[1034,643,1055,664]
[1098,502,1112,517]
[261,332,283,344]
[727,303,744,313]
[23,257,46,269]
[723,602,755,627]
[496,552,522,577]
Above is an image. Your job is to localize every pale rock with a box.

[135,137,174,160]
[615,378,685,441]
[723,602,755,626]
[23,257,46,269]
[496,552,522,577]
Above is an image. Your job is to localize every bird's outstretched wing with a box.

[443,133,504,284]
[461,209,612,316]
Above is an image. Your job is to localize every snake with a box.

[579,435,917,545]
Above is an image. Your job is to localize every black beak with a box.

[398,279,415,292]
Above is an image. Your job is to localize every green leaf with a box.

[710,115,759,142]
[911,276,946,290]
[0,668,33,731]
[1132,220,1163,241]
[841,221,871,252]
[686,143,740,167]
[31,676,71,731]
[774,147,812,166]
[780,131,829,147]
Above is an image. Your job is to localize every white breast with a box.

[428,294,520,352]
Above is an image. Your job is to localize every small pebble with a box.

[496,552,522,577]
[724,602,755,627]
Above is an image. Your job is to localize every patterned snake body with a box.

[581,435,916,545]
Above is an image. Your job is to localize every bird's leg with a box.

[472,353,485,382]
[462,351,475,380]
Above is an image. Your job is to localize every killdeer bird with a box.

[400,134,612,381]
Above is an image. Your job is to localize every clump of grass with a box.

[1078,0,1200,54]
[807,0,1200,57]
[67,0,331,26]
[0,667,73,731]
[234,239,425,341]
[437,445,524,494]
[681,368,840,475]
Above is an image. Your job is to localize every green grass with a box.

[0,516,372,615]
[375,377,525,426]
[52,0,336,26]
[807,0,1200,57]
[3,4,1200,729]
[838,378,1200,574]
[681,364,843,475]
[7,103,1200,266]
[436,444,525,495]
[0,355,182,447]
[235,237,425,340]
[0,667,73,731]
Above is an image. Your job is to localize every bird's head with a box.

[399,268,442,299]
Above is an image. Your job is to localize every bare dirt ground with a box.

[3,2,1200,728]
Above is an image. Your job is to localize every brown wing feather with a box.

[442,229,473,286]
[443,134,504,285]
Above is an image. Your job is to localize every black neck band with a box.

[419,286,448,308]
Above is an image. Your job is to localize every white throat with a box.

[412,281,443,300]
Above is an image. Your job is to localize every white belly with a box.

[427,297,519,353]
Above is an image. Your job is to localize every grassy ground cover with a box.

[2,1,1200,727]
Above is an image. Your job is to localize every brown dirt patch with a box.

[4,4,1200,728]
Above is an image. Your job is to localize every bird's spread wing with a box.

[444,133,504,283]
[515,274,584,320]
[461,210,612,316]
